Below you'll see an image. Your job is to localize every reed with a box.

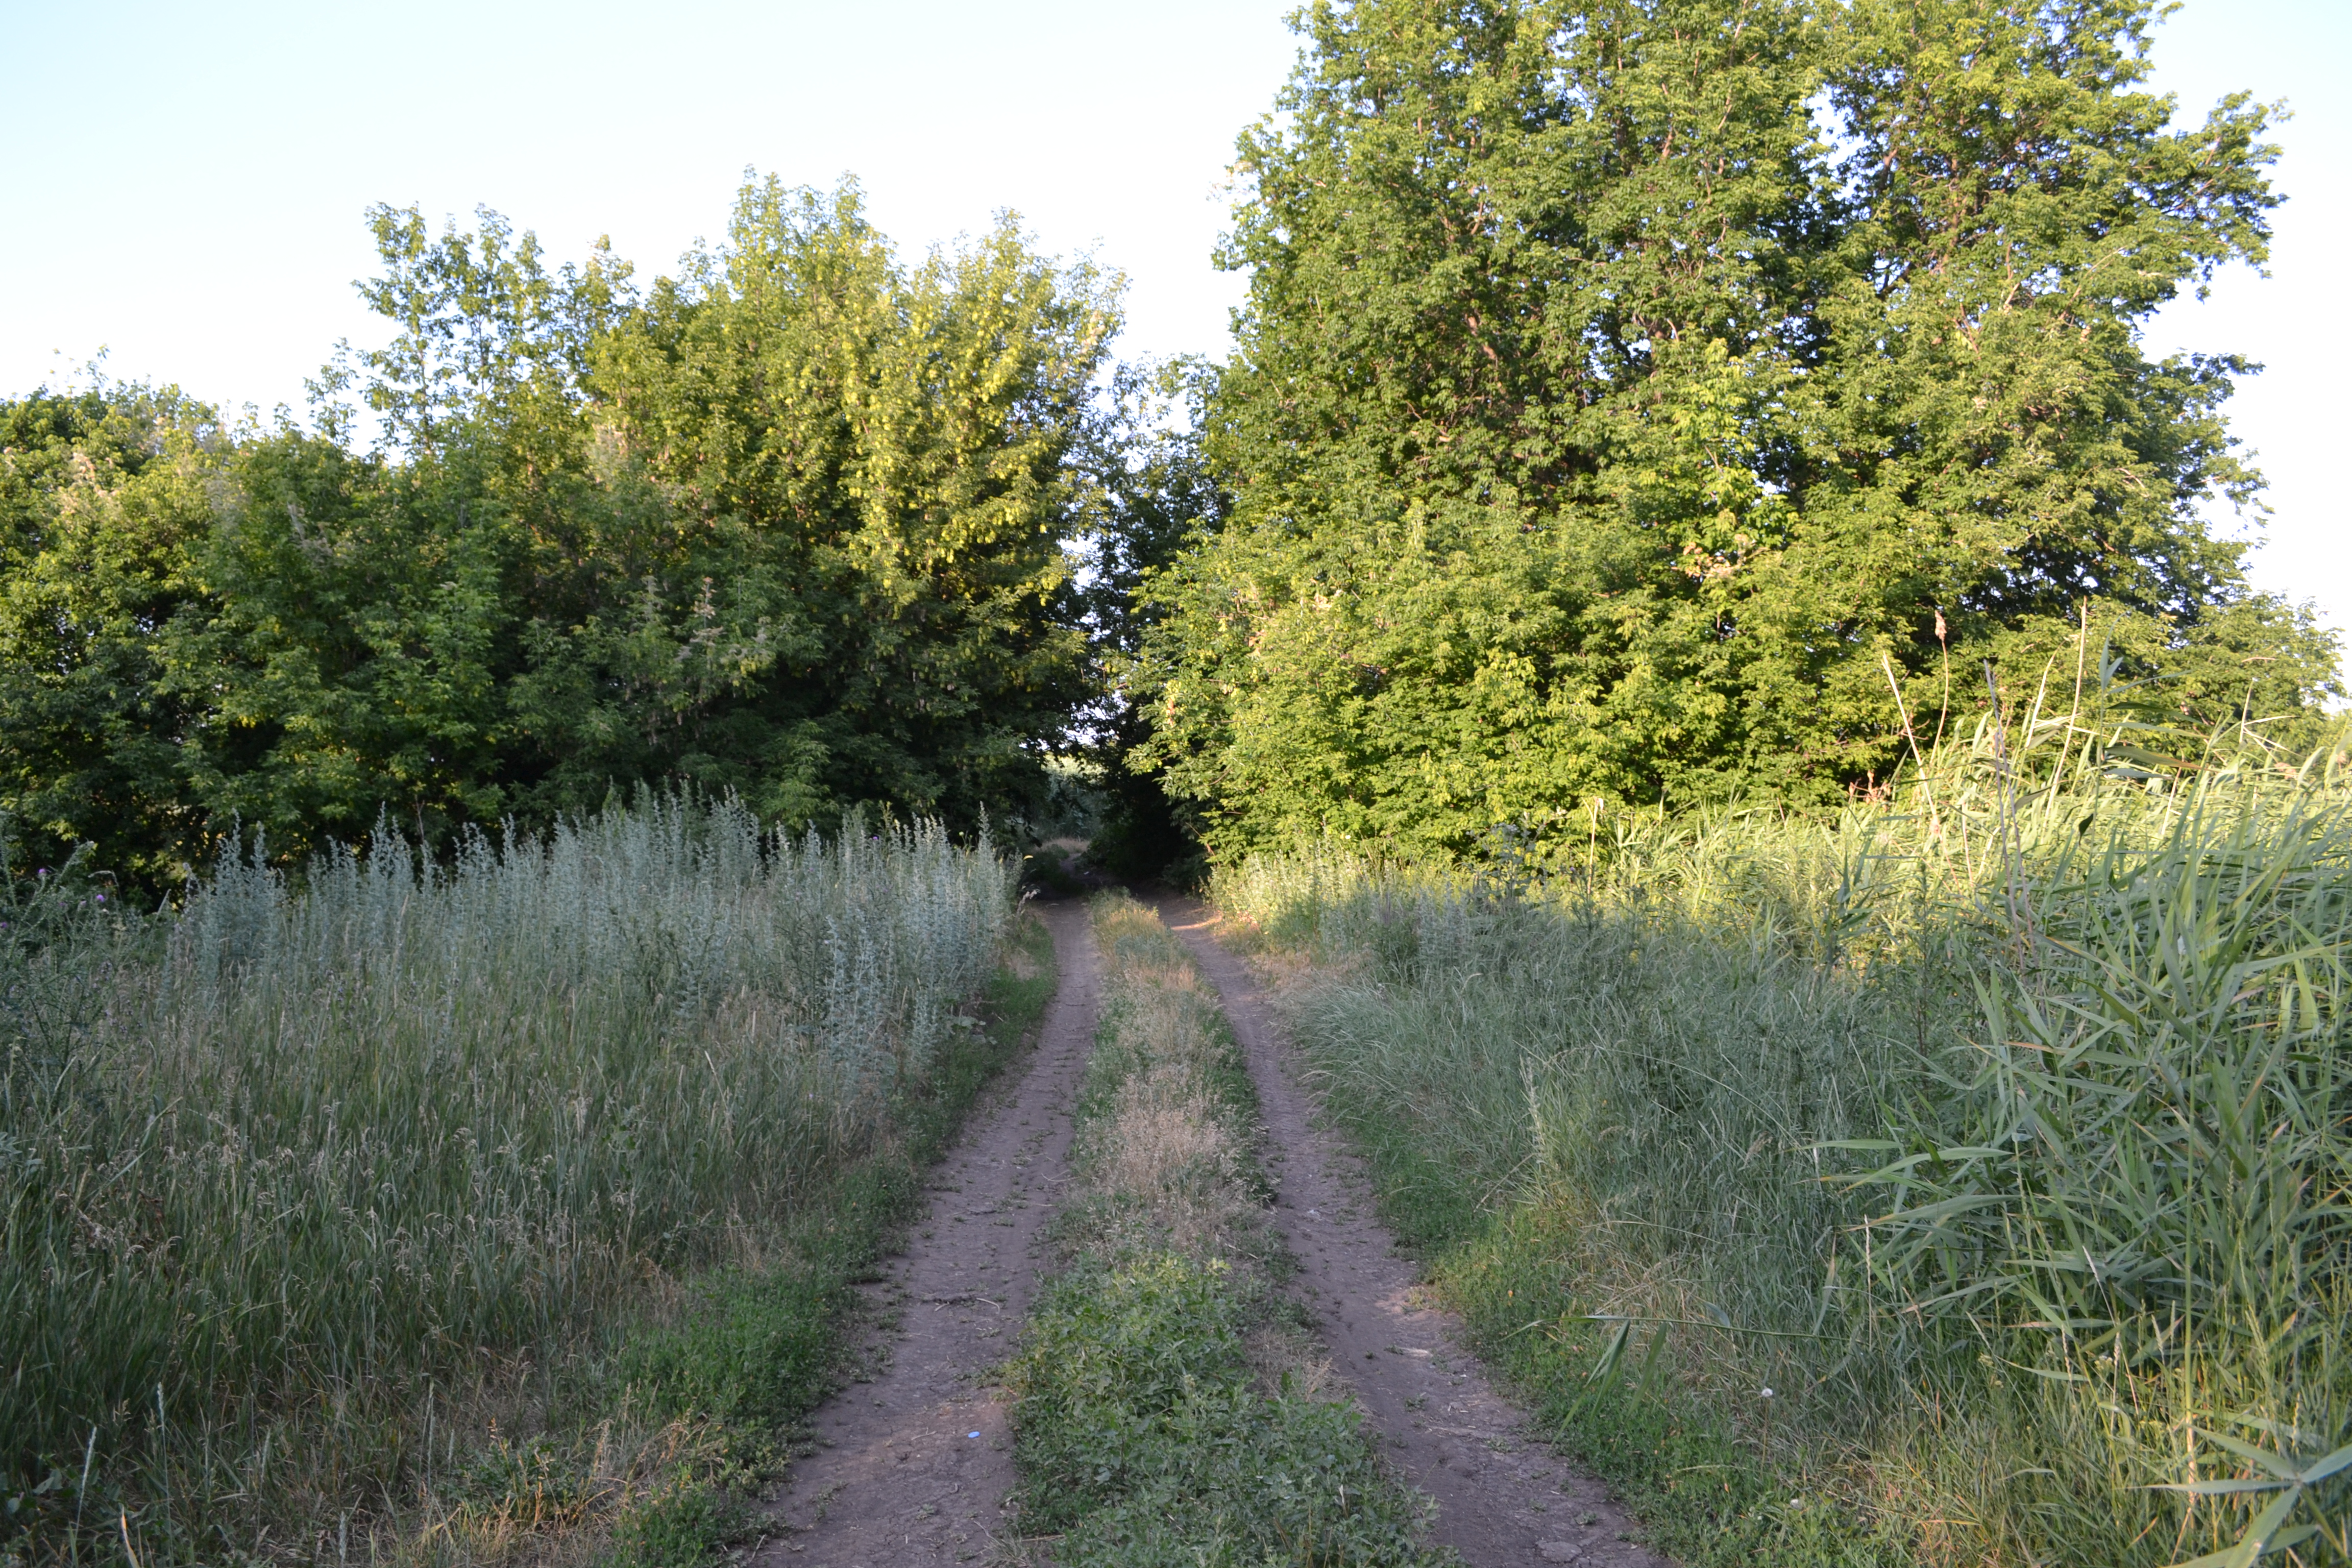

[1212,713,2352,1567]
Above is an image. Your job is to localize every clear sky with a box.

[3,0,2343,643]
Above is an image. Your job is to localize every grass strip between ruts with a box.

[1002,893,1450,1568]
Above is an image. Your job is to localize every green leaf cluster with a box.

[1137,0,2340,861]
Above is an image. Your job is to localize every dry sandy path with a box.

[1156,895,1671,1568]
[756,899,1099,1568]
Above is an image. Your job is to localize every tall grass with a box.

[1,794,1016,1564]
[1213,724,2352,1567]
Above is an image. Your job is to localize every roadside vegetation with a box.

[1,794,1048,1566]
[1005,894,1446,1566]
[7,1,2347,1562]
[1217,707,2352,1568]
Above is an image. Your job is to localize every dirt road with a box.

[757,891,1664,1568]
[1158,895,1669,1568]
[757,900,1099,1568]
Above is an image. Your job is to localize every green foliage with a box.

[0,385,219,888]
[1075,361,1224,879]
[0,178,1115,891]
[567,179,1116,830]
[1139,0,2338,860]
[171,426,518,856]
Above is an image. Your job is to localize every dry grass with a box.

[1095,1066,1245,1254]
[1069,900,1256,1259]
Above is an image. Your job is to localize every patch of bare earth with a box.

[1155,895,1674,1568]
[755,900,1100,1568]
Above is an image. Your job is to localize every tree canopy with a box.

[1132,0,2337,862]
[0,180,1116,890]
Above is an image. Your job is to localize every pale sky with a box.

[4,0,2343,644]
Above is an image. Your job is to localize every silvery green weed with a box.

[1,792,1017,1564]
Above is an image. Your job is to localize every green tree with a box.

[0,381,220,887]
[1139,0,2336,863]
[157,429,518,858]
[574,178,1119,828]
[0,180,1119,888]
[286,180,1119,841]
[1795,0,2332,761]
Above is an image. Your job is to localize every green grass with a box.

[1003,894,1447,1567]
[0,795,1052,1566]
[1214,729,2352,1568]
[1012,1253,1439,1567]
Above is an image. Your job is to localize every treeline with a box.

[5,0,2342,890]
[2,182,1117,891]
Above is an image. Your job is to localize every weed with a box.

[601,1479,755,1568]
[1,794,1050,1565]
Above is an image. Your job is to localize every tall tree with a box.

[1788,0,2328,763]
[573,179,1118,828]
[1139,0,2335,862]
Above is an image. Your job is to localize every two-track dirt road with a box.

[757,894,1668,1568]
[1158,894,1668,1568]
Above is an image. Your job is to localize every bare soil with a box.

[1156,895,1672,1568]
[756,900,1100,1568]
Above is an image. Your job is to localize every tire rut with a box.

[758,899,1100,1568]
[1155,895,1672,1568]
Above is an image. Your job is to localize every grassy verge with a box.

[1002,893,1446,1568]
[0,801,1051,1568]
[1270,1059,1904,1568]
[1215,761,2352,1568]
